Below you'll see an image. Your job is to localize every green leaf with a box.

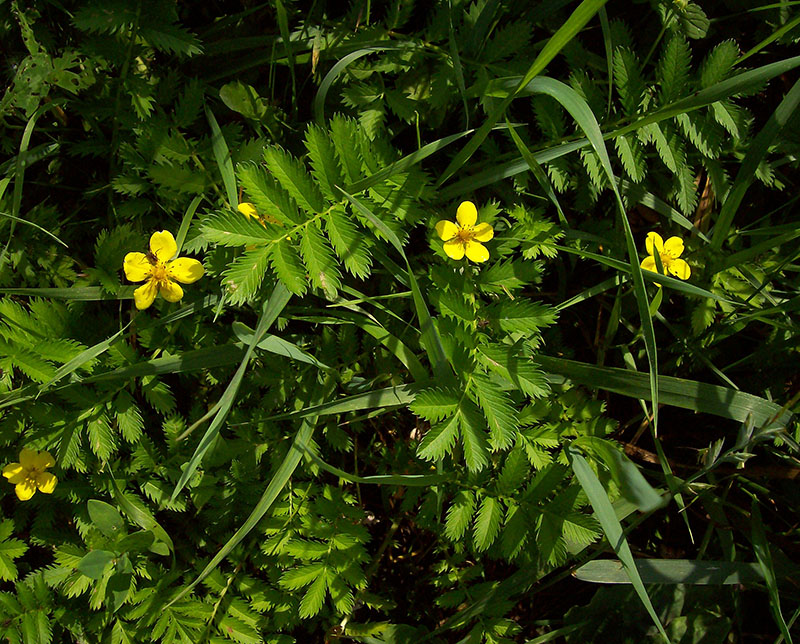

[263,146,326,214]
[222,245,273,306]
[497,447,529,495]
[77,550,115,580]
[114,392,144,443]
[473,496,502,552]
[459,399,490,473]
[200,210,277,247]
[417,416,460,463]
[614,134,645,183]
[88,500,125,538]
[437,290,476,325]
[116,531,155,554]
[472,374,518,451]
[87,414,116,461]
[478,344,550,399]
[299,221,342,299]
[445,491,476,541]
[269,238,308,296]
[323,207,372,279]
[675,164,698,216]
[279,562,325,591]
[330,115,364,184]
[650,123,684,174]
[139,23,202,56]
[237,163,302,226]
[299,571,328,618]
[613,46,644,116]
[305,124,344,201]
[700,40,739,88]
[219,81,266,120]
[657,34,691,105]
[484,300,558,334]
[0,521,26,581]
[410,388,460,423]
[675,2,709,39]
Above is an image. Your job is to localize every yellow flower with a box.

[641,232,691,281]
[435,201,494,263]
[3,448,57,501]
[123,230,205,310]
[238,202,280,227]
[238,202,259,220]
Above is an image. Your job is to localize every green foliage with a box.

[0,1,798,642]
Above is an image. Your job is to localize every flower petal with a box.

[32,450,54,470]
[663,236,685,259]
[34,472,57,494]
[435,220,459,241]
[3,463,25,484]
[238,202,258,219]
[18,448,37,470]
[133,280,159,310]
[443,239,466,260]
[641,256,658,273]
[123,252,153,283]
[456,201,478,228]
[149,230,178,262]
[472,222,494,242]
[159,280,184,303]
[645,232,664,256]
[464,240,489,263]
[668,257,691,280]
[15,480,36,501]
[167,258,204,284]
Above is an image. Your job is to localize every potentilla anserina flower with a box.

[641,232,691,281]
[435,201,494,263]
[3,448,57,501]
[123,231,204,310]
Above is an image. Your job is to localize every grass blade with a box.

[338,186,445,377]
[574,559,766,585]
[752,499,794,643]
[536,355,792,429]
[568,446,670,642]
[436,0,609,186]
[171,282,292,499]
[205,104,238,208]
[710,76,800,252]
[167,377,333,606]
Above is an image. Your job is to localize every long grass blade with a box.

[537,355,792,429]
[710,76,800,252]
[568,447,670,642]
[171,282,292,499]
[574,559,766,585]
[166,377,333,606]
[205,105,238,207]
[751,499,793,643]
[436,0,609,186]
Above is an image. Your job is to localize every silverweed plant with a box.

[0,1,798,643]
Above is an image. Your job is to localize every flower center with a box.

[456,227,474,244]
[150,262,169,284]
[657,252,673,270]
